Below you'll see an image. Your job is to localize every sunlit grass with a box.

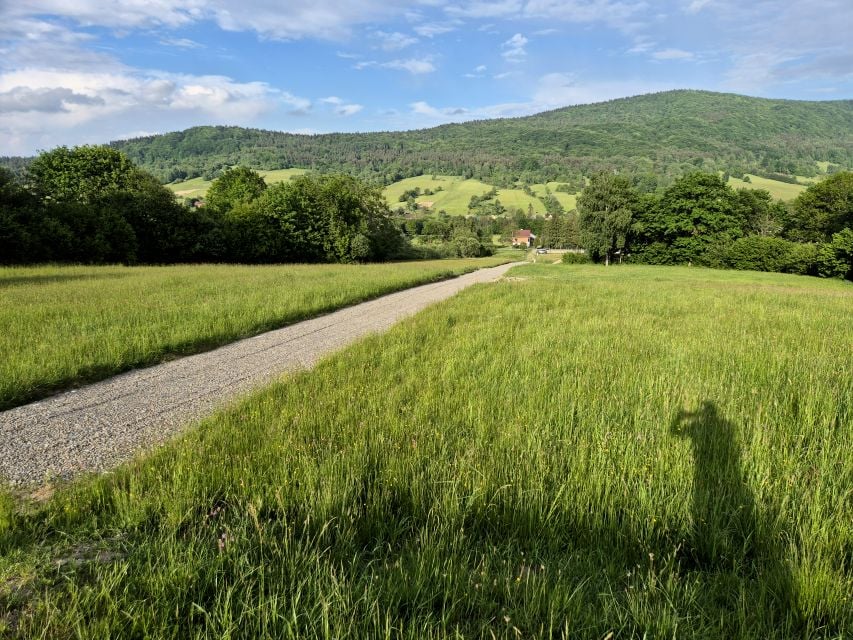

[2,264,851,637]
[166,168,308,198]
[0,258,511,409]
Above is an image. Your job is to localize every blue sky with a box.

[1,0,851,155]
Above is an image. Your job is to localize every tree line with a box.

[576,171,853,280]
[0,146,411,265]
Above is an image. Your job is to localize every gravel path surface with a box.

[0,263,514,487]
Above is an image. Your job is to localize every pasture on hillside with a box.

[0,258,511,410]
[726,174,808,201]
[2,264,851,638]
[383,175,577,215]
[167,168,307,198]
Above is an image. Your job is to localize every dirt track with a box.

[0,263,515,486]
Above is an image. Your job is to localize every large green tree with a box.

[19,145,213,264]
[228,174,405,263]
[786,171,853,242]
[577,173,638,265]
[27,145,145,204]
[205,166,268,215]
[632,172,747,265]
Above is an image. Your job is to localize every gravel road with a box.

[0,263,514,487]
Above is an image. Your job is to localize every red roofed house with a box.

[511,229,536,247]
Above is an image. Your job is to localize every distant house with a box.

[512,229,536,247]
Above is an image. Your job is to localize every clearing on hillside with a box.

[383,175,578,215]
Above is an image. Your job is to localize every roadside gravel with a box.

[0,263,514,487]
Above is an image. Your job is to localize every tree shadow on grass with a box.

[672,401,801,632]
[0,272,131,289]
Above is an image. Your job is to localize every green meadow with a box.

[726,174,808,201]
[383,175,577,215]
[167,170,810,215]
[0,258,510,410]
[2,264,851,638]
[167,168,308,198]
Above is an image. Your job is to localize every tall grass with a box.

[2,264,851,638]
[0,258,511,410]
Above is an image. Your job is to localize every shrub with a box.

[815,228,853,280]
[721,236,795,273]
[561,252,590,264]
[715,235,819,276]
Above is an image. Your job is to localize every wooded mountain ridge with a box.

[3,90,852,186]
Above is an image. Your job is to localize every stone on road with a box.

[0,263,514,486]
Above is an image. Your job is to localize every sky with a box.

[1,0,852,156]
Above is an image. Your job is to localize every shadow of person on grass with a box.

[671,401,799,630]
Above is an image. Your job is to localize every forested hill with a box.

[10,90,853,186]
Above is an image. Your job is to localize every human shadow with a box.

[671,401,799,628]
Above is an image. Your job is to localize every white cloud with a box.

[413,22,457,37]
[372,30,417,51]
[321,95,364,116]
[685,0,713,13]
[0,66,302,154]
[159,37,204,49]
[502,33,528,61]
[626,38,655,54]
[411,101,469,117]
[381,58,436,74]
[521,0,648,32]
[1,0,418,40]
[445,1,522,19]
[0,86,103,113]
[652,48,694,60]
[335,103,363,116]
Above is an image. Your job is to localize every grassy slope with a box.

[167,168,307,198]
[383,176,578,215]
[3,264,851,638]
[0,258,511,410]
[173,168,802,216]
[727,174,807,200]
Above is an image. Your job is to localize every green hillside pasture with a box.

[167,175,210,198]
[530,182,578,211]
[382,175,454,204]
[168,168,307,198]
[384,175,575,216]
[4,265,851,637]
[727,174,806,201]
[385,176,495,214]
[0,258,510,410]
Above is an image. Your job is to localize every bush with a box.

[815,228,853,280]
[715,235,819,276]
[720,236,795,273]
[781,242,820,276]
[561,252,590,264]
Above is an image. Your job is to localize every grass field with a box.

[0,258,511,410]
[727,174,807,201]
[167,169,308,198]
[2,264,851,637]
[170,171,579,215]
[168,170,803,209]
[383,175,578,216]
